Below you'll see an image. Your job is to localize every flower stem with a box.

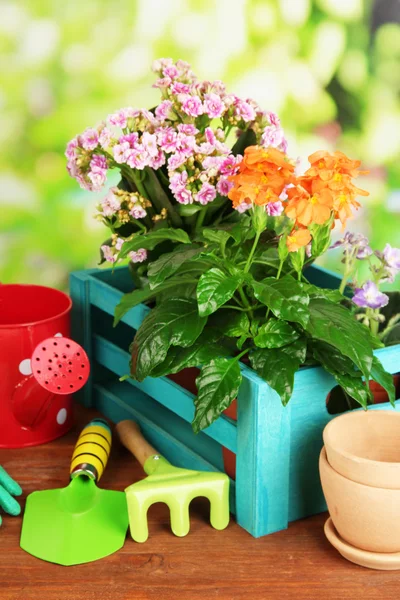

[276,259,284,280]
[244,231,261,274]
[195,208,207,231]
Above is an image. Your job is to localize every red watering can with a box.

[0,284,89,448]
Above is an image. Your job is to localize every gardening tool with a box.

[0,283,75,448]
[20,418,129,566]
[116,420,230,543]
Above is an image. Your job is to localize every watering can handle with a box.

[116,420,158,467]
[70,419,112,481]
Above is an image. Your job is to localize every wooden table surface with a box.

[1,405,399,600]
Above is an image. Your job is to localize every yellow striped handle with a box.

[70,419,112,481]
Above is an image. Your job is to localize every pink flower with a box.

[141,132,158,157]
[101,188,120,217]
[177,123,198,135]
[169,170,188,193]
[152,58,173,72]
[129,249,148,263]
[130,204,147,219]
[90,155,107,170]
[203,93,225,118]
[88,169,107,190]
[125,147,149,170]
[196,182,216,205]
[81,128,99,151]
[196,142,215,155]
[168,152,188,171]
[155,100,175,122]
[152,77,172,89]
[261,126,287,151]
[203,156,223,171]
[266,201,284,216]
[99,127,113,149]
[268,112,281,127]
[219,155,241,175]
[119,132,139,147]
[235,201,250,213]
[163,65,179,79]
[115,237,125,251]
[113,142,130,163]
[181,95,203,117]
[101,245,117,263]
[176,133,196,153]
[171,82,191,95]
[175,188,193,205]
[216,177,234,196]
[158,128,178,153]
[108,109,127,128]
[235,100,256,122]
[176,59,191,73]
[150,149,166,169]
[65,137,78,159]
[204,127,216,146]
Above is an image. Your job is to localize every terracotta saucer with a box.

[324,517,400,570]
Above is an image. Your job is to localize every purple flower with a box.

[101,188,120,217]
[101,245,117,263]
[171,82,191,95]
[266,201,284,216]
[81,128,99,151]
[352,281,389,309]
[196,182,216,205]
[216,177,234,196]
[130,204,147,219]
[167,152,188,171]
[155,100,175,122]
[177,123,198,135]
[128,249,148,263]
[330,231,372,259]
[203,93,225,118]
[175,188,193,205]
[181,95,203,117]
[381,243,400,272]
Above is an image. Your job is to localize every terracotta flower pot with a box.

[320,447,400,553]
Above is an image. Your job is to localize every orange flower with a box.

[307,150,368,179]
[332,192,361,226]
[286,228,312,252]
[285,185,333,226]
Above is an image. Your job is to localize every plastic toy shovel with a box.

[20,419,129,566]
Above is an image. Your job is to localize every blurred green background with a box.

[1,0,399,289]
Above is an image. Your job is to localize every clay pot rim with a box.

[323,410,400,471]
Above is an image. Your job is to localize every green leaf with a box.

[131,298,207,381]
[150,329,229,378]
[250,338,307,405]
[196,268,241,316]
[142,167,182,227]
[254,318,300,349]
[176,204,203,216]
[312,341,359,377]
[229,216,255,245]
[290,247,305,275]
[231,128,257,156]
[148,245,202,287]
[330,373,371,409]
[256,248,281,270]
[252,275,310,328]
[301,282,343,303]
[193,357,242,432]
[306,298,374,380]
[119,228,190,258]
[370,355,396,406]
[202,228,232,246]
[310,217,333,258]
[278,235,289,262]
[217,311,250,337]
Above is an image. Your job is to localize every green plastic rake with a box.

[116,420,230,543]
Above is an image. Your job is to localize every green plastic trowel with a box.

[20,419,129,566]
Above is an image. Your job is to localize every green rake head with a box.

[116,421,230,543]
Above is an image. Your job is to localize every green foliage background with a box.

[0,0,399,289]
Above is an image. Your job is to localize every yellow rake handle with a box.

[70,419,112,481]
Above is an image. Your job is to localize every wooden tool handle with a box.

[116,420,158,467]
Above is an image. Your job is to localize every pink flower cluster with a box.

[66,58,288,213]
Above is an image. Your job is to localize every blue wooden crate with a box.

[70,265,400,538]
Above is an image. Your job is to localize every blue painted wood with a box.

[70,264,400,539]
